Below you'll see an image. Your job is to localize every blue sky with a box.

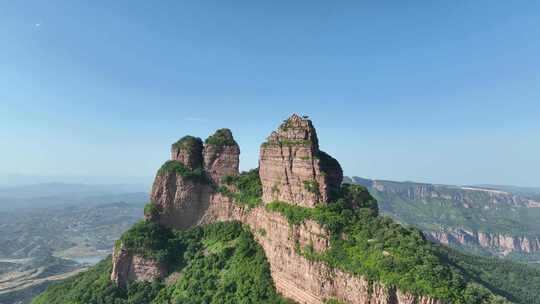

[1,1,539,187]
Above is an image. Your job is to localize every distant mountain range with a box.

[0,182,149,211]
[345,176,540,263]
[0,200,145,304]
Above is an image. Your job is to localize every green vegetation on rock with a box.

[266,187,517,304]
[303,180,320,195]
[157,160,206,182]
[262,139,312,147]
[205,128,237,146]
[30,174,540,304]
[118,220,179,264]
[439,246,540,304]
[324,299,346,304]
[143,202,159,218]
[32,222,292,304]
[172,135,202,151]
[32,257,127,304]
[218,169,263,208]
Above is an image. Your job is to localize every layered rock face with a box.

[111,114,442,304]
[259,114,343,207]
[111,244,166,288]
[150,129,240,229]
[170,136,203,170]
[195,193,443,304]
[203,128,240,184]
[426,230,540,254]
[150,170,212,229]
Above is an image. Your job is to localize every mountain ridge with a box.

[33,115,540,304]
[347,176,540,260]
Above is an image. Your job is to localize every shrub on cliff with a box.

[265,188,512,303]
[118,220,179,264]
[34,222,292,304]
[157,160,206,182]
[143,202,160,219]
[205,128,237,146]
[172,135,203,151]
[340,183,378,214]
[153,222,291,304]
[219,169,263,208]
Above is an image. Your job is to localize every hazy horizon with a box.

[0,173,538,191]
[2,1,539,187]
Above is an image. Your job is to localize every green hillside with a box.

[32,221,291,304]
[30,178,540,304]
[347,177,540,262]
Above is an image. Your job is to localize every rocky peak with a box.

[170,135,203,170]
[266,113,319,149]
[260,114,342,207]
[203,128,240,185]
[110,116,449,304]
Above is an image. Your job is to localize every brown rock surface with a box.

[111,244,166,288]
[195,193,444,304]
[150,169,212,230]
[203,128,240,184]
[111,115,443,304]
[170,136,204,169]
[259,114,342,207]
[426,229,540,254]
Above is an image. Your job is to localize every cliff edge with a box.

[109,114,508,304]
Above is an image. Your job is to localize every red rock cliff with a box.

[111,114,443,304]
[259,114,343,207]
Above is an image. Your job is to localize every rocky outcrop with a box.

[111,114,442,304]
[203,128,240,185]
[170,136,203,170]
[110,244,166,288]
[426,230,540,254]
[259,114,342,207]
[195,192,443,304]
[149,170,212,230]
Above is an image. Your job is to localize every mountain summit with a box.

[34,115,539,304]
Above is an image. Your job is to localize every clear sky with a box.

[1,1,539,187]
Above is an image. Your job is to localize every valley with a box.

[0,197,146,304]
[346,177,540,264]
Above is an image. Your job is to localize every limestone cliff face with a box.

[259,114,343,207]
[111,114,443,304]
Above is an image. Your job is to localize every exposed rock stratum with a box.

[111,114,443,304]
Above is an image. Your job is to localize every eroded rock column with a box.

[259,114,343,207]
